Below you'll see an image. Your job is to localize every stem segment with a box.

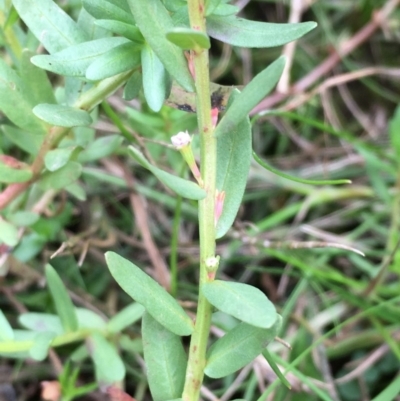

[183,1,216,400]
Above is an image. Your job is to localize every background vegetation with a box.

[1,0,400,400]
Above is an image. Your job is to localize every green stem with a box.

[183,1,216,401]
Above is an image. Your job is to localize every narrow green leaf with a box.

[7,211,39,227]
[1,125,42,155]
[76,308,106,330]
[371,374,400,401]
[253,152,351,186]
[86,42,141,81]
[127,0,194,92]
[205,316,282,378]
[216,90,251,238]
[108,303,145,333]
[29,331,56,361]
[141,45,171,112]
[12,0,88,53]
[89,332,126,385]
[19,313,64,334]
[83,0,135,25]
[123,70,142,100]
[95,20,144,43]
[39,161,82,191]
[0,59,48,135]
[45,147,75,172]
[202,281,277,328]
[207,15,316,48]
[66,182,87,201]
[33,104,92,128]
[128,146,206,200]
[78,135,123,163]
[0,310,14,340]
[166,28,210,50]
[105,252,194,336]
[205,0,223,16]
[45,264,78,333]
[262,348,291,389]
[0,218,19,247]
[210,3,239,16]
[31,37,130,77]
[0,160,32,184]
[20,49,56,106]
[142,312,187,401]
[214,57,286,138]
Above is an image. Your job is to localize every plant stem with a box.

[183,1,216,401]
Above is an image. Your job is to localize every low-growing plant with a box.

[5,1,394,401]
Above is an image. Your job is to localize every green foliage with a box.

[206,15,317,48]
[128,146,206,200]
[45,264,78,333]
[6,1,397,400]
[127,0,194,91]
[205,316,281,378]
[201,280,277,328]
[142,312,187,401]
[105,252,194,336]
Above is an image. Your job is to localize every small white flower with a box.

[205,256,219,270]
[171,131,191,149]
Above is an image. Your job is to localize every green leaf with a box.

[0,310,14,340]
[95,20,144,43]
[142,312,187,401]
[202,281,277,328]
[0,160,32,184]
[123,70,142,100]
[39,161,82,191]
[31,37,130,77]
[209,3,238,16]
[127,0,194,92]
[205,0,223,16]
[76,308,106,330]
[89,332,126,385]
[1,125,42,155]
[20,49,56,106]
[253,152,351,186]
[141,45,171,112]
[0,59,48,135]
[214,56,285,138]
[83,0,135,25]
[262,348,291,389]
[66,182,87,201]
[19,313,64,334]
[33,104,93,127]
[78,135,123,163]
[86,42,141,81]
[45,264,78,333]
[216,90,251,238]
[45,147,75,172]
[0,218,19,247]
[105,252,194,336]
[108,303,145,333]
[128,146,206,200]
[29,331,56,361]
[207,15,317,48]
[205,316,281,378]
[7,211,39,227]
[12,0,88,53]
[166,27,210,49]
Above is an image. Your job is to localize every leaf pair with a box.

[105,252,191,400]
